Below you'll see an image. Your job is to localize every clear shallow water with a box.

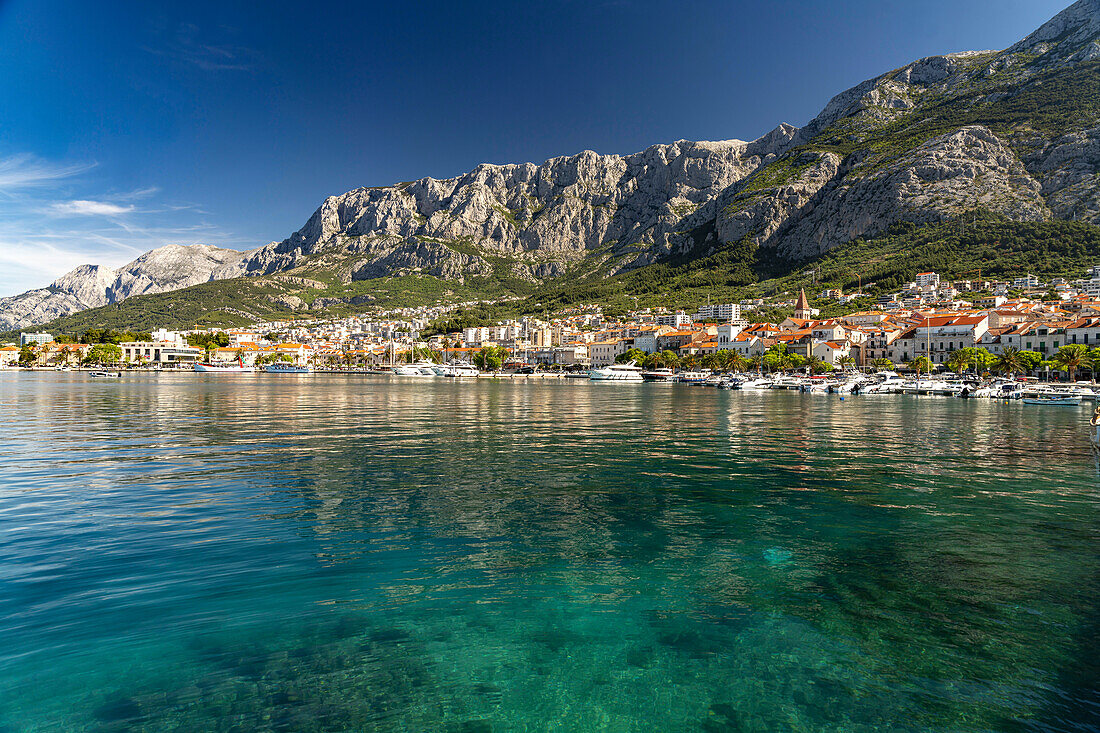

[1,372,1098,732]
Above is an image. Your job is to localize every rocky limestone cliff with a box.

[212,129,800,284]
[0,244,245,331]
[213,0,1100,288]
[6,0,1100,331]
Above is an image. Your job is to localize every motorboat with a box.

[738,377,774,390]
[589,361,644,382]
[1023,395,1081,406]
[677,370,711,385]
[641,368,677,382]
[89,371,121,378]
[264,362,311,373]
[438,362,480,377]
[771,375,805,390]
[393,361,436,376]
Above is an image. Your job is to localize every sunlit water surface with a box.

[1,372,1099,732]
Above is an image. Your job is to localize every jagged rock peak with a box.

[1007,0,1100,59]
[0,243,246,331]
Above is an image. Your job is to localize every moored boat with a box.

[589,361,644,382]
[194,358,252,373]
[264,362,312,373]
[641,368,676,382]
[1023,395,1081,405]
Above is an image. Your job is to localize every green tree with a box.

[763,343,796,374]
[803,354,827,375]
[473,346,507,371]
[870,357,895,371]
[1052,344,1091,382]
[85,343,122,365]
[908,356,933,376]
[18,345,36,365]
[1017,350,1043,375]
[651,350,680,369]
[994,346,1025,376]
[945,349,970,374]
[727,352,749,373]
[837,355,856,372]
[615,348,647,365]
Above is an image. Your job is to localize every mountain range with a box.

[5,0,1100,334]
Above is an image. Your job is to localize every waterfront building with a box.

[0,346,19,367]
[632,325,673,354]
[1067,316,1100,346]
[890,315,989,364]
[813,340,852,366]
[119,341,205,366]
[19,332,52,347]
[589,339,629,367]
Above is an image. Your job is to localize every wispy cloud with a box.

[0,154,95,190]
[142,22,261,72]
[52,200,135,216]
[0,153,251,297]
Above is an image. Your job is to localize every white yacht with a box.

[738,377,774,390]
[393,361,436,376]
[264,362,311,374]
[641,368,676,382]
[449,362,480,377]
[589,361,644,382]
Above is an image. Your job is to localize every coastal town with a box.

[6,269,1100,383]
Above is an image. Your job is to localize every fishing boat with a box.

[264,362,312,374]
[588,361,644,382]
[676,370,711,385]
[1023,395,1081,406]
[194,357,252,373]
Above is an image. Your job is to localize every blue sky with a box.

[0,0,1071,295]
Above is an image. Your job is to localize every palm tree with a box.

[803,354,827,375]
[728,352,749,374]
[994,346,1025,376]
[945,349,970,375]
[908,356,933,377]
[1052,344,1091,383]
[748,354,764,374]
[837,355,856,372]
[870,357,895,371]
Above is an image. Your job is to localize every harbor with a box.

[2,370,1098,731]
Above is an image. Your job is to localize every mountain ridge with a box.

[0,244,245,331]
[5,0,1100,333]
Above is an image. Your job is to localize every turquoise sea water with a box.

[1,372,1098,732]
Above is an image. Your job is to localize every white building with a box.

[694,303,741,323]
[656,311,692,328]
[589,339,629,367]
[120,341,204,366]
[19,332,52,347]
[915,272,940,289]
